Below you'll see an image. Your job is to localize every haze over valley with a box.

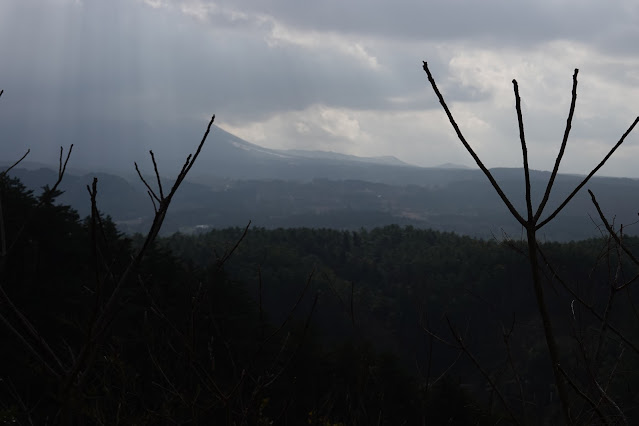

[6,125,639,242]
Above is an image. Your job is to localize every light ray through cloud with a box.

[1,0,639,176]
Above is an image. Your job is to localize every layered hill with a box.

[4,127,639,241]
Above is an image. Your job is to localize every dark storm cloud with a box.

[0,0,484,165]
[1,0,639,176]
[193,0,635,49]
[0,0,441,123]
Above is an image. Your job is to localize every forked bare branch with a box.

[149,150,165,200]
[422,61,639,425]
[422,62,526,227]
[0,150,29,262]
[63,114,216,396]
[1,149,30,179]
[589,190,639,267]
[135,161,161,203]
[536,117,639,230]
[512,79,533,222]
[0,145,72,380]
[444,315,520,425]
[558,365,607,424]
[536,242,639,355]
[534,69,579,222]
[260,268,315,346]
[216,219,251,267]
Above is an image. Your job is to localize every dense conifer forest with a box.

[2,171,639,424]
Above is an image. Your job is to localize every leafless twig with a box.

[422,61,639,424]
[444,315,520,425]
[0,149,30,179]
[63,115,216,399]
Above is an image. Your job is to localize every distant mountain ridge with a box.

[181,126,424,183]
[434,163,471,169]
[212,126,410,167]
[6,163,639,242]
[0,125,466,184]
[282,149,410,167]
[4,126,639,242]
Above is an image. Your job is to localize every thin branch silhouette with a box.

[534,69,578,222]
[422,61,639,425]
[422,62,526,227]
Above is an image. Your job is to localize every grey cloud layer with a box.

[190,0,637,50]
[1,0,639,176]
[1,0,436,120]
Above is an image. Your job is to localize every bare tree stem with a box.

[537,116,639,230]
[534,69,578,222]
[422,61,526,227]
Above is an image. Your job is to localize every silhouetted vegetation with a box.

[421,62,639,424]
[10,166,639,242]
[3,64,639,425]
[3,168,639,423]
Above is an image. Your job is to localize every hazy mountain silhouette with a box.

[4,127,639,241]
[185,126,432,184]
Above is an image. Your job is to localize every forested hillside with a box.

[8,164,639,241]
[2,172,639,424]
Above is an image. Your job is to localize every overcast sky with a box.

[2,0,639,176]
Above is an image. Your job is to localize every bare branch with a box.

[261,291,320,391]
[350,279,355,327]
[3,146,74,260]
[149,151,165,200]
[589,190,639,267]
[135,162,161,203]
[536,242,639,355]
[217,220,251,267]
[422,61,526,227]
[535,69,579,222]
[261,269,314,345]
[618,270,639,291]
[536,116,639,230]
[176,115,215,186]
[0,196,4,263]
[1,378,35,426]
[512,79,533,223]
[558,365,606,424]
[0,286,66,376]
[429,351,463,389]
[48,145,74,195]
[422,62,637,424]
[594,378,628,425]
[445,315,520,425]
[58,145,72,182]
[0,311,61,379]
[86,178,104,330]
[258,265,264,339]
[148,348,189,406]
[64,115,216,394]
[420,320,458,349]
[146,190,158,214]
[1,149,30,178]
[503,315,528,416]
[592,291,615,370]
[0,146,74,384]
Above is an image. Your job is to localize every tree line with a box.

[3,168,639,423]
